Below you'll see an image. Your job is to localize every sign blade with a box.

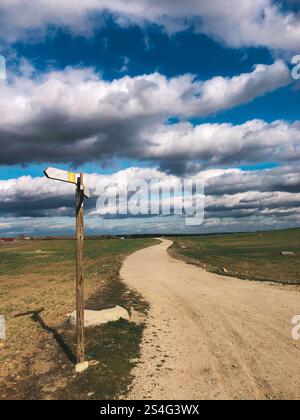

[44,167,79,185]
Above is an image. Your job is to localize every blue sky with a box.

[0,0,300,236]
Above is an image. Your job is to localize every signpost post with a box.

[44,167,89,371]
[76,173,85,365]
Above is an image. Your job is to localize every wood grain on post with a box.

[76,173,85,364]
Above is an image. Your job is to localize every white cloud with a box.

[0,62,292,170]
[0,1,299,52]
[1,164,299,212]
[1,165,300,234]
[145,119,300,173]
[196,61,290,115]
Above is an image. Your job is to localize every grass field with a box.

[0,238,157,400]
[169,228,300,285]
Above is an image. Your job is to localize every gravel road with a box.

[120,239,300,400]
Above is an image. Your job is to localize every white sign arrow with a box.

[44,167,79,184]
[44,167,90,198]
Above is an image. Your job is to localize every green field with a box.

[0,238,157,400]
[169,228,300,285]
[0,238,154,277]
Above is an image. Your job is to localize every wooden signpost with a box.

[44,167,89,370]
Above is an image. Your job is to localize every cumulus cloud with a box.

[1,164,300,235]
[1,165,300,220]
[146,119,300,173]
[205,165,300,195]
[0,1,299,52]
[0,62,292,172]
[195,61,291,115]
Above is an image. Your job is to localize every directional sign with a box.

[44,167,90,198]
[44,167,79,185]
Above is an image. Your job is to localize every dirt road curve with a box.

[120,239,300,400]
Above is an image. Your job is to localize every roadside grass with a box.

[56,320,144,400]
[0,238,156,400]
[169,228,300,285]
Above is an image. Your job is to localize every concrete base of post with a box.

[75,361,89,373]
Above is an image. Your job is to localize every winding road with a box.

[120,239,300,400]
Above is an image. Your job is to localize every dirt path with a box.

[120,239,300,400]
